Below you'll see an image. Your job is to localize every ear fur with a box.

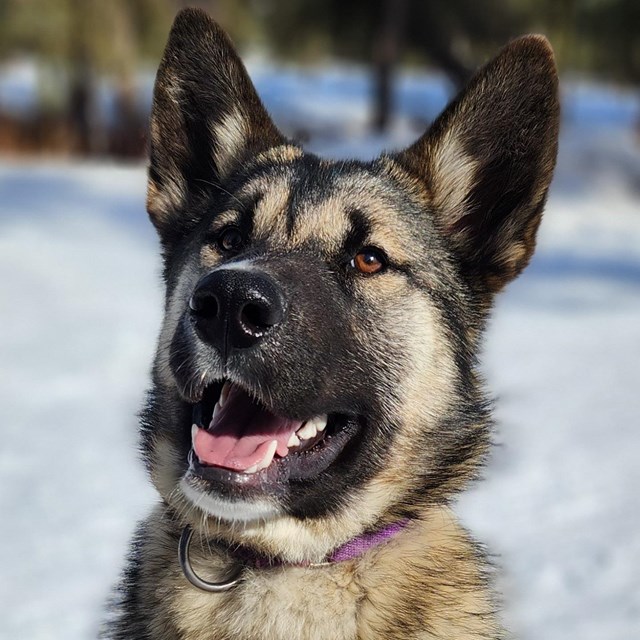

[147,8,285,241]
[395,35,560,293]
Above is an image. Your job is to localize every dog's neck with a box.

[179,518,413,592]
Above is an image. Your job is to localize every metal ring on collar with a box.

[178,525,244,593]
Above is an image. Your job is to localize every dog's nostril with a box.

[240,301,272,334]
[190,293,219,319]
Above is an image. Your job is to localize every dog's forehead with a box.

[234,156,418,255]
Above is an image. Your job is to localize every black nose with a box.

[189,268,286,355]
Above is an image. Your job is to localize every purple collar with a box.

[327,518,411,563]
[233,518,412,568]
[179,519,412,592]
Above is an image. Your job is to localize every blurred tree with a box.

[372,0,408,132]
[579,0,640,84]
[258,0,522,131]
[0,0,638,154]
[0,0,175,154]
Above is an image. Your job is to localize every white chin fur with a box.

[179,478,280,523]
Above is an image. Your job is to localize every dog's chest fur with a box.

[115,505,500,640]
[176,561,360,639]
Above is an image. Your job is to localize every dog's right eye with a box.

[217,226,244,253]
[349,247,387,276]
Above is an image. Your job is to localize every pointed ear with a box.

[147,8,285,240]
[395,35,559,293]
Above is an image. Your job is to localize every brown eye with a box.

[218,226,243,253]
[350,247,387,275]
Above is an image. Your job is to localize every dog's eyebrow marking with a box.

[249,176,291,240]
[210,209,241,227]
[287,194,351,248]
[343,208,372,255]
[208,192,262,239]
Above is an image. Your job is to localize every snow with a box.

[1,67,639,639]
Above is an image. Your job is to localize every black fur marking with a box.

[343,208,372,259]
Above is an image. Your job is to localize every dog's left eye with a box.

[349,247,387,275]
[217,226,244,253]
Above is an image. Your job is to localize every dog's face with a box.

[141,9,558,558]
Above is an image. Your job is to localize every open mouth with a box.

[188,381,360,488]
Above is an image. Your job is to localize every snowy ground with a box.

[1,68,639,639]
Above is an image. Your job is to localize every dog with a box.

[104,8,559,639]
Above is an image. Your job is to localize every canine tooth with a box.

[191,424,198,445]
[297,421,317,441]
[219,382,231,407]
[244,464,258,474]
[212,402,221,420]
[314,415,328,432]
[255,440,278,471]
[287,432,301,448]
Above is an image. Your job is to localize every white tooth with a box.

[255,440,278,471]
[314,415,328,432]
[287,432,301,448]
[191,424,198,446]
[212,402,221,420]
[219,382,231,407]
[244,464,258,474]
[297,421,317,441]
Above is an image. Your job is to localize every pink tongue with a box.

[193,385,303,471]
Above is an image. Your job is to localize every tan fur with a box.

[146,173,185,228]
[255,144,304,165]
[428,131,479,221]
[249,176,292,241]
[211,106,251,179]
[146,69,190,225]
[378,156,432,207]
[129,504,499,640]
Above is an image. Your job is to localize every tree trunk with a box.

[67,0,103,155]
[68,60,93,155]
[111,1,142,157]
[372,0,408,132]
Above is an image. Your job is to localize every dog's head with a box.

[141,9,558,560]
